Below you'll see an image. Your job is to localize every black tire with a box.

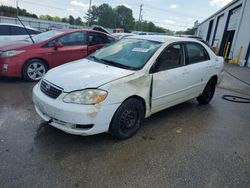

[197,78,216,105]
[23,59,48,81]
[109,98,145,140]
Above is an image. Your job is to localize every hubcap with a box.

[27,62,46,80]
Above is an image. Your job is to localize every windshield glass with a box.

[32,30,63,43]
[91,38,162,70]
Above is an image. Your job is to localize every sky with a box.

[0,0,233,31]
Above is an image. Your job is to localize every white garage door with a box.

[228,6,241,31]
[213,15,225,48]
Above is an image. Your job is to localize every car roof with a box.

[128,35,199,43]
[0,23,39,31]
[113,33,135,36]
[54,29,114,37]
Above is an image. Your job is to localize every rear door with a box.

[87,32,109,55]
[183,42,211,94]
[10,26,30,41]
[48,31,88,67]
[0,25,11,43]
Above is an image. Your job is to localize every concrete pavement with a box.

[0,67,250,187]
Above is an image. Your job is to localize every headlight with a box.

[63,89,108,105]
[0,50,25,58]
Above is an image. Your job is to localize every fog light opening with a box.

[75,124,94,129]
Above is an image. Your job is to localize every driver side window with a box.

[153,43,184,72]
[46,32,86,47]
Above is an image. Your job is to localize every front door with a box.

[50,32,88,67]
[151,43,189,113]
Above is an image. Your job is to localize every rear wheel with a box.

[197,78,216,105]
[109,98,144,140]
[23,59,48,81]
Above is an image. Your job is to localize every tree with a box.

[115,5,135,30]
[75,17,83,26]
[0,5,38,18]
[39,15,53,21]
[61,17,68,23]
[96,4,116,28]
[176,28,195,35]
[85,5,99,26]
[147,22,155,32]
[68,15,75,25]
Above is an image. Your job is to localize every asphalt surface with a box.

[0,78,249,188]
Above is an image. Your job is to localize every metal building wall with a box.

[232,0,250,66]
[196,0,250,67]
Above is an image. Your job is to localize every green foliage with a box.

[0,4,179,33]
[85,5,98,26]
[0,5,38,18]
[85,3,173,33]
[134,20,174,34]
[68,15,75,25]
[115,5,135,30]
[75,17,84,26]
[176,28,195,35]
[97,4,116,28]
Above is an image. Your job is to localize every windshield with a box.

[90,38,162,70]
[32,30,63,43]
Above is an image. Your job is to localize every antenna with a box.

[16,16,35,44]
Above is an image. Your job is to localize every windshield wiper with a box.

[88,55,104,63]
[100,58,138,70]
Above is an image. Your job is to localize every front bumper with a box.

[0,57,23,77]
[33,83,120,136]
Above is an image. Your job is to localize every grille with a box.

[40,80,63,99]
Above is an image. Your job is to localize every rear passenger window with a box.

[10,26,28,35]
[27,29,40,35]
[186,43,210,64]
[107,36,115,43]
[88,33,107,46]
[0,25,10,35]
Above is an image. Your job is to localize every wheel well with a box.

[124,95,146,116]
[210,75,218,84]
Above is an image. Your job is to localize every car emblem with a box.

[45,84,51,91]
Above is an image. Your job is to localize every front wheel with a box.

[23,59,48,81]
[109,98,145,140]
[197,78,216,105]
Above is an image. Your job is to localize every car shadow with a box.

[0,77,31,83]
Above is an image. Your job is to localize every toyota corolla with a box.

[33,35,224,139]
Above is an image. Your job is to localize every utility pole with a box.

[16,0,19,17]
[88,0,92,27]
[138,4,143,31]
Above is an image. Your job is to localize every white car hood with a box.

[43,59,135,92]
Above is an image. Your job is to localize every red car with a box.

[0,29,115,81]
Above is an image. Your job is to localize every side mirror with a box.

[54,42,63,50]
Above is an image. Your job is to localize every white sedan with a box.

[33,35,224,139]
[0,23,40,43]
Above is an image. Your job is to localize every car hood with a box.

[43,59,135,92]
[0,41,32,51]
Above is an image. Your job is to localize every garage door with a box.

[227,6,241,31]
[213,15,225,48]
